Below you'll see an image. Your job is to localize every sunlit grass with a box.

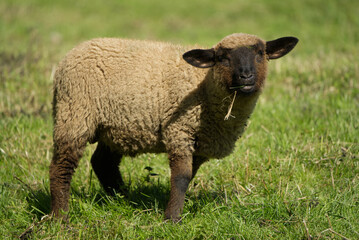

[0,0,358,239]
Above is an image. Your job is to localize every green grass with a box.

[1,0,358,239]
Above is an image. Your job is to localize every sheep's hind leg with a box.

[91,142,126,196]
[50,139,87,219]
[191,156,208,180]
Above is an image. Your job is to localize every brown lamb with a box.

[50,33,298,222]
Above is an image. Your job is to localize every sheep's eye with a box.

[218,56,230,66]
[256,50,264,62]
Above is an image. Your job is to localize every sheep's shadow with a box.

[21,181,225,240]
[24,185,169,219]
[25,179,226,220]
[25,188,52,218]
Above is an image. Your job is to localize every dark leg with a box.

[164,152,193,222]
[90,142,125,195]
[191,156,208,180]
[50,140,86,218]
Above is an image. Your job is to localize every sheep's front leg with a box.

[165,152,192,222]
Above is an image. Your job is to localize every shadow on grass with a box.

[128,182,170,211]
[25,178,227,221]
[25,188,52,218]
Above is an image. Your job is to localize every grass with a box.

[0,0,358,239]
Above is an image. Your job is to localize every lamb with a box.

[50,33,298,222]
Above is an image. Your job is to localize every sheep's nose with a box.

[239,72,255,86]
[239,73,254,80]
[239,67,255,81]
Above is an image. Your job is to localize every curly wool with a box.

[53,36,262,159]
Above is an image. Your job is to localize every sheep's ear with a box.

[183,48,216,68]
[266,37,299,59]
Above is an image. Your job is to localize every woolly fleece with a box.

[53,34,262,159]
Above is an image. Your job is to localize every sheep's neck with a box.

[202,73,260,126]
[193,76,260,158]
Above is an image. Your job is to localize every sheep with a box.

[50,33,298,222]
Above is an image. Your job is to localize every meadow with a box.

[0,0,358,239]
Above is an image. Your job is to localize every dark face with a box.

[183,35,298,94]
[215,43,266,93]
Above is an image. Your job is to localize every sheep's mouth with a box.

[229,84,256,93]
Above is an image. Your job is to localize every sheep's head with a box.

[183,33,298,94]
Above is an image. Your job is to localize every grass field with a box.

[0,0,358,239]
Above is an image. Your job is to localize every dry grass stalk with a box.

[224,91,237,120]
